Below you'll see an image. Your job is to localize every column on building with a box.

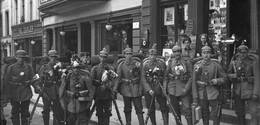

[251,0,259,51]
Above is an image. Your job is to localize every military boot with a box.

[21,117,29,125]
[11,118,20,125]
[162,112,169,125]
[137,114,145,125]
[103,116,110,125]
[237,115,246,125]
[149,112,156,125]
[125,112,131,125]
[97,116,103,125]
[43,114,50,125]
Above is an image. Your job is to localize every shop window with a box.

[100,22,132,54]
[160,2,188,50]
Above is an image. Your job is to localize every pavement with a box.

[2,89,252,125]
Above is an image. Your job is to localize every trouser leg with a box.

[53,99,65,125]
[209,100,220,125]
[157,95,169,125]
[42,98,51,125]
[234,95,246,125]
[123,97,132,125]
[11,100,21,125]
[20,100,30,125]
[169,95,181,125]
[199,99,209,125]
[145,94,156,125]
[75,109,90,125]
[181,95,192,125]
[96,99,112,125]
[133,97,144,125]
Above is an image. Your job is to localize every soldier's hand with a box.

[112,91,117,99]
[192,98,198,105]
[252,94,259,101]
[210,79,218,85]
[149,90,154,96]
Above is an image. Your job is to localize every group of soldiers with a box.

[1,34,259,125]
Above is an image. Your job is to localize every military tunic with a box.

[60,68,95,125]
[113,58,144,125]
[192,59,226,125]
[141,57,169,125]
[164,58,193,125]
[228,56,257,125]
[5,61,34,125]
[37,61,64,125]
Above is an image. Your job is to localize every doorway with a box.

[229,0,250,47]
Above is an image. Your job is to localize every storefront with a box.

[146,0,259,55]
[40,0,142,58]
[12,20,43,57]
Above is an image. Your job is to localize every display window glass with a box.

[160,1,188,50]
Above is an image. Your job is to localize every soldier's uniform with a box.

[59,62,95,125]
[228,44,258,125]
[37,50,64,125]
[164,45,192,125]
[141,44,169,125]
[113,47,144,125]
[192,45,226,125]
[91,48,116,125]
[5,50,35,125]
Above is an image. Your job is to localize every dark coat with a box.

[164,58,192,96]
[192,59,227,100]
[5,62,34,102]
[113,58,143,97]
[91,63,115,100]
[59,69,95,113]
[141,57,166,95]
[228,56,256,99]
[37,61,61,100]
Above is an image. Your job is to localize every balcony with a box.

[39,0,109,15]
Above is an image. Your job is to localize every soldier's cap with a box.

[238,41,248,52]
[48,50,59,57]
[172,45,181,52]
[149,43,157,55]
[201,45,211,52]
[123,45,133,54]
[99,48,108,57]
[15,49,29,58]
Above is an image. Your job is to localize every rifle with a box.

[153,76,183,125]
[144,95,155,125]
[112,99,124,125]
[29,74,50,125]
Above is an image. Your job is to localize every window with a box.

[5,11,9,35]
[30,0,33,21]
[160,1,188,50]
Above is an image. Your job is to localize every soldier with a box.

[141,44,169,125]
[113,46,144,125]
[181,36,196,63]
[192,45,227,125]
[59,55,95,125]
[91,48,117,125]
[163,45,193,125]
[228,44,258,125]
[37,50,64,125]
[5,50,35,125]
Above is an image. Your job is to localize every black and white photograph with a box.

[0,0,259,125]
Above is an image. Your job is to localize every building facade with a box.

[11,0,42,58]
[1,0,12,57]
[39,0,142,61]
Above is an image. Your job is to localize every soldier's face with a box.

[202,51,211,60]
[172,50,181,59]
[99,56,107,63]
[16,57,24,63]
[239,50,248,59]
[201,35,207,45]
[149,53,156,60]
[183,40,191,50]
[49,56,57,62]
